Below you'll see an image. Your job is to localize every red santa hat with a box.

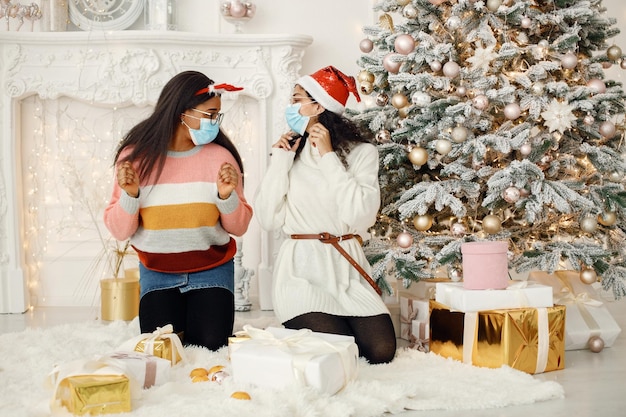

[296,66,361,114]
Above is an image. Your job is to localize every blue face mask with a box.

[183,117,220,145]
[285,103,310,136]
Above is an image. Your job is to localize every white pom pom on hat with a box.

[296,66,361,114]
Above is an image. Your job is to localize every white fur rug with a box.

[0,317,564,417]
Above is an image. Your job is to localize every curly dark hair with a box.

[294,93,374,167]
[113,70,244,182]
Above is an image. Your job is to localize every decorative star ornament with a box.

[541,99,577,133]
[466,44,498,72]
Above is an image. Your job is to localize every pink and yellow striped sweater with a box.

[104,144,253,273]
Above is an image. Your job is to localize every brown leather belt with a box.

[290,232,382,295]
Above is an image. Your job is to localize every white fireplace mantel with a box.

[0,31,312,313]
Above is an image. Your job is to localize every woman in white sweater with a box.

[254,66,396,364]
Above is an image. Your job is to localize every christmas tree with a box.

[350,0,626,299]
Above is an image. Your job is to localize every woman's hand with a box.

[272,131,301,152]
[308,123,332,156]
[117,161,140,198]
[217,162,239,199]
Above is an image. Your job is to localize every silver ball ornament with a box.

[561,52,578,69]
[482,215,502,234]
[580,268,598,285]
[376,93,389,107]
[443,61,461,78]
[395,34,416,55]
[583,114,595,125]
[376,129,392,144]
[413,214,433,231]
[607,45,623,61]
[451,126,468,143]
[473,94,489,110]
[597,211,617,226]
[408,146,429,166]
[359,39,374,53]
[412,91,431,107]
[599,121,616,138]
[503,103,521,120]
[579,215,598,233]
[396,231,414,248]
[502,186,521,203]
[435,139,452,155]
[402,4,418,19]
[588,336,605,353]
[449,268,462,282]
[587,78,607,94]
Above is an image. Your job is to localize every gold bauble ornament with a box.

[391,92,409,109]
[580,268,597,285]
[597,211,617,226]
[482,215,502,234]
[359,81,374,95]
[398,106,410,118]
[358,70,375,83]
[408,146,428,166]
[413,214,433,231]
[607,45,623,61]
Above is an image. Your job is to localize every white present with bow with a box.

[400,295,429,341]
[229,326,359,395]
[97,351,171,390]
[118,324,187,365]
[529,270,622,350]
[435,281,554,312]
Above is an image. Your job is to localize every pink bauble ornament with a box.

[502,186,521,203]
[503,103,521,120]
[443,61,460,78]
[397,231,413,248]
[473,94,489,110]
[383,53,402,74]
[456,85,467,96]
[519,188,530,197]
[520,143,532,156]
[621,60,626,70]
[229,1,247,18]
[521,17,531,29]
[395,34,416,55]
[561,52,578,69]
[587,78,606,94]
[599,121,616,138]
[450,222,467,237]
[602,61,613,69]
[360,39,374,53]
[583,114,595,125]
[430,60,442,72]
[588,336,605,353]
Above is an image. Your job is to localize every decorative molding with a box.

[0,31,312,312]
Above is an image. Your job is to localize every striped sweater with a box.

[104,144,253,273]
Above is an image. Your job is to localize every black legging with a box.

[139,287,234,351]
[283,312,396,364]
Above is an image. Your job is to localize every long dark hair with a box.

[114,71,244,182]
[294,91,373,167]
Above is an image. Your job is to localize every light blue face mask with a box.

[285,103,310,136]
[183,117,220,145]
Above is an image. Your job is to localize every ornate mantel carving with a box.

[0,31,312,313]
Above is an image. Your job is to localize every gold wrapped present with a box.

[56,374,131,415]
[119,324,186,365]
[429,300,565,374]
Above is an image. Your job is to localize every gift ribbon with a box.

[553,271,603,338]
[462,308,551,374]
[138,324,187,365]
[236,325,358,391]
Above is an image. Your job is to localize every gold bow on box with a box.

[118,324,186,365]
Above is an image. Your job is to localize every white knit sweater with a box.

[253,139,390,322]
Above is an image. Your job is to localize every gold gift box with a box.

[135,337,182,365]
[429,300,565,374]
[58,374,131,415]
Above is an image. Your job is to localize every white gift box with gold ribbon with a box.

[529,270,622,350]
[230,326,359,395]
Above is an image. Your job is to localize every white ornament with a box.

[435,139,452,155]
[412,91,432,107]
[450,223,467,237]
[520,143,532,156]
[473,94,489,110]
[502,186,521,203]
[599,121,616,138]
[456,85,467,96]
[541,99,577,133]
[486,0,502,12]
[521,17,531,29]
[397,231,414,248]
[466,44,498,72]
[531,82,545,96]
[402,4,418,19]
[430,60,443,72]
[580,216,598,233]
[561,52,578,69]
[504,103,521,120]
[443,61,461,78]
[451,126,468,143]
[360,39,374,53]
[583,114,595,125]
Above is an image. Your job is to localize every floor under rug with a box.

[0,318,564,417]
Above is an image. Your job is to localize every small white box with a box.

[435,281,554,312]
[230,326,359,395]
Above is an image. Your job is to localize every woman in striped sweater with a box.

[104,71,253,350]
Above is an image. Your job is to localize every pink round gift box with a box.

[461,241,509,290]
